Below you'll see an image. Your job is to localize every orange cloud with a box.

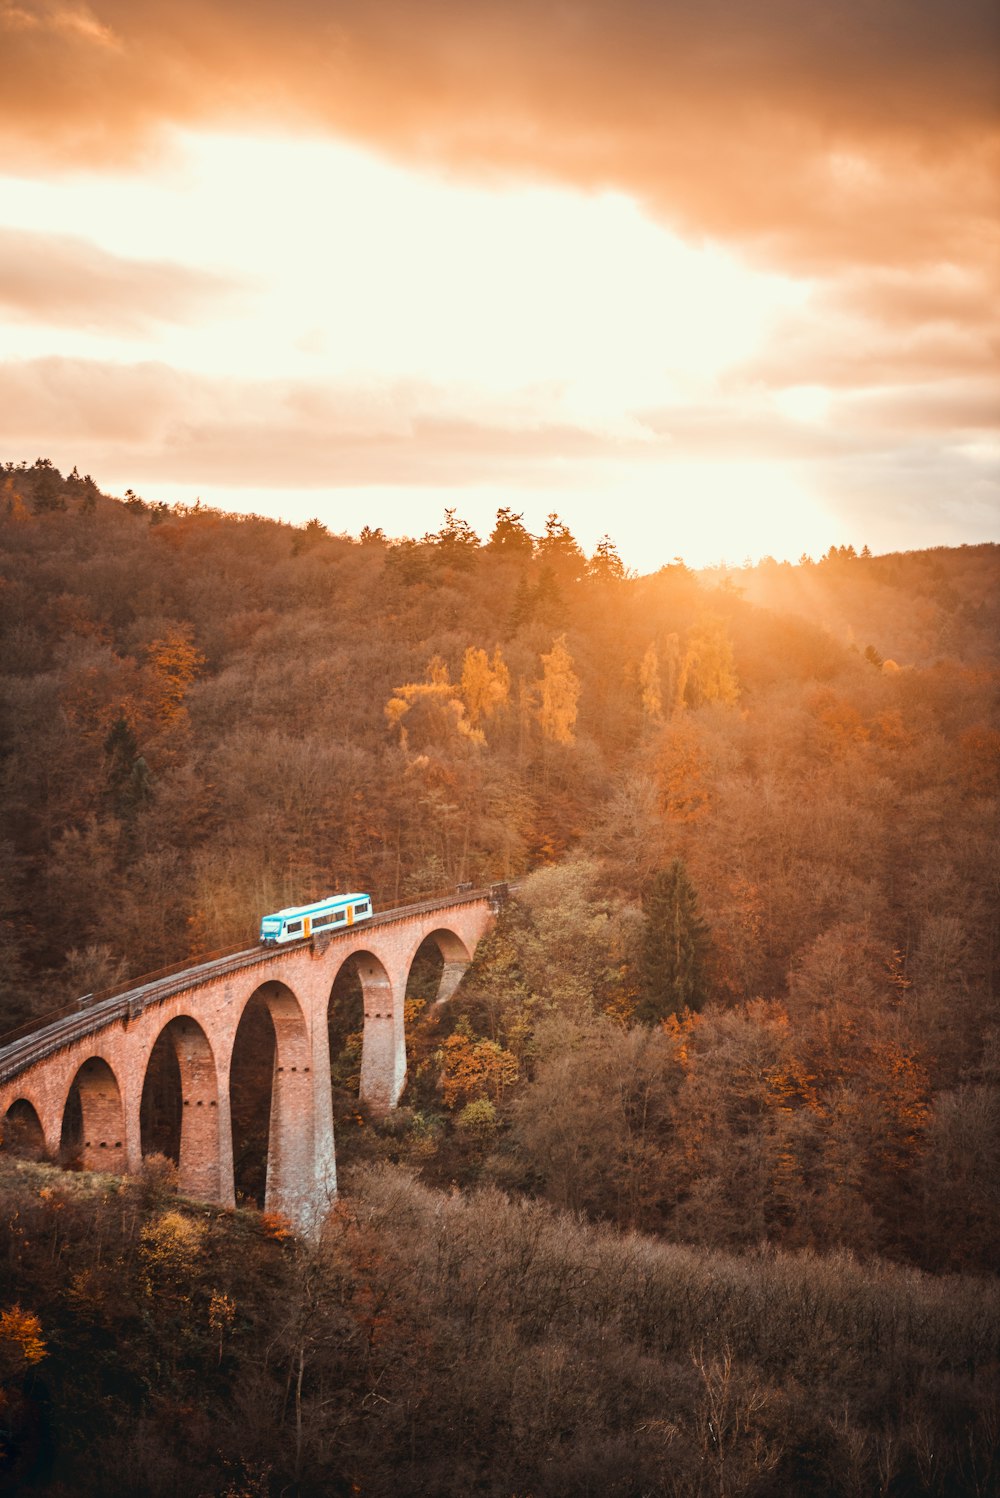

[1,1,996,273]
[0,356,617,486]
[0,228,243,330]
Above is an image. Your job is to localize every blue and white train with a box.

[259,892,373,945]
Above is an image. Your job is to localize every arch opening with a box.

[229,991,277,1208]
[408,928,472,1008]
[1,1099,45,1160]
[329,950,400,1114]
[230,981,312,1216]
[140,1026,183,1164]
[327,956,372,1099]
[141,1016,220,1199]
[404,936,445,1008]
[60,1057,125,1173]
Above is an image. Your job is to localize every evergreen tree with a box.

[507,573,535,629]
[488,506,534,557]
[587,534,626,582]
[636,860,711,1022]
[103,715,153,819]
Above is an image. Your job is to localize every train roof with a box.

[270,893,370,918]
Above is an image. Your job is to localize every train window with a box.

[286,920,303,934]
[333,910,345,922]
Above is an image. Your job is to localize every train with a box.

[259,892,373,945]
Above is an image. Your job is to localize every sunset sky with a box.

[1,1,997,569]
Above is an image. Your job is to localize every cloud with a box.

[0,228,243,331]
[5,352,994,498]
[0,356,618,487]
[728,259,1000,409]
[0,1,996,273]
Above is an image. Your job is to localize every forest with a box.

[0,456,998,1495]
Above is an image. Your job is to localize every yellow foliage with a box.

[461,645,511,727]
[0,1306,46,1366]
[2,476,31,523]
[537,633,580,745]
[639,643,663,723]
[438,1033,519,1107]
[683,615,739,708]
[385,658,486,749]
[209,1288,237,1336]
[140,1208,206,1294]
[656,720,712,823]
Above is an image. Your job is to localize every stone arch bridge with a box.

[0,887,508,1233]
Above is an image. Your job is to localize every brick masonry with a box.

[0,899,496,1233]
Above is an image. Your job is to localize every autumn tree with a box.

[385,657,484,750]
[507,1013,681,1226]
[536,633,580,746]
[683,615,740,708]
[639,642,663,724]
[459,646,510,730]
[438,1030,519,1109]
[144,624,205,726]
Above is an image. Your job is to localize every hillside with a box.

[1,459,999,1492]
[0,1157,998,1497]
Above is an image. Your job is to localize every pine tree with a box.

[587,534,626,582]
[487,507,535,557]
[636,860,711,1022]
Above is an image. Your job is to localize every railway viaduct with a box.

[0,887,507,1233]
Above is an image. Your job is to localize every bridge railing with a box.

[0,937,254,1050]
[0,880,518,1074]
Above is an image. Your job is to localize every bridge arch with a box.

[0,885,502,1230]
[1,1098,45,1159]
[61,1057,126,1172]
[140,1015,221,1199]
[330,950,398,1113]
[404,927,472,1008]
[327,953,369,1098]
[229,979,314,1221]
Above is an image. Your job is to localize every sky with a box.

[1,2,997,571]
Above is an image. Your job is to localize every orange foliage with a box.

[810,689,871,752]
[655,719,712,823]
[438,1032,519,1107]
[144,625,206,725]
[0,1305,46,1367]
[259,1212,295,1242]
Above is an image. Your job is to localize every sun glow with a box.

[0,127,843,566]
[137,456,836,572]
[0,129,799,403]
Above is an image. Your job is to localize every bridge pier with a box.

[75,1058,127,1174]
[357,956,405,1117]
[434,959,469,1008]
[174,1023,224,1201]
